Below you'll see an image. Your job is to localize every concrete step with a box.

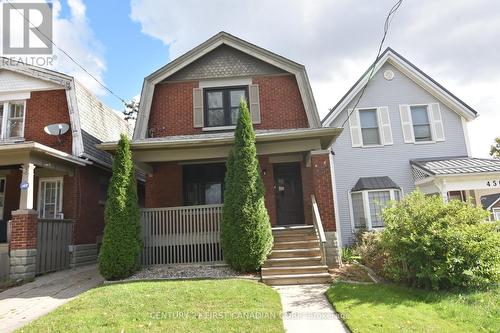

[270,248,321,259]
[273,240,320,250]
[272,225,315,237]
[261,265,328,276]
[262,272,332,286]
[262,256,323,267]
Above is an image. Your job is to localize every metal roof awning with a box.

[352,176,400,192]
[411,157,500,175]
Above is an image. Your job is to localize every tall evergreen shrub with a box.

[99,134,141,280]
[221,100,273,271]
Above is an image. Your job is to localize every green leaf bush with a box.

[381,190,500,289]
[98,134,142,280]
[221,99,273,272]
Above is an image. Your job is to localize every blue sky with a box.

[57,0,169,110]
[45,0,499,157]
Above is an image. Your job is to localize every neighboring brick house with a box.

[0,59,130,280]
[100,32,342,284]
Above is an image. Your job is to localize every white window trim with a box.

[349,188,402,232]
[37,177,64,219]
[409,103,435,144]
[358,107,384,148]
[493,208,500,221]
[202,125,236,132]
[0,100,26,140]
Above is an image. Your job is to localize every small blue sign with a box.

[20,181,29,190]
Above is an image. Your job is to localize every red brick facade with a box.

[147,74,309,137]
[24,89,73,154]
[9,210,38,250]
[311,154,336,231]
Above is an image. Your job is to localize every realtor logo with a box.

[3,2,53,55]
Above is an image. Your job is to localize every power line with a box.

[340,0,404,128]
[5,0,127,105]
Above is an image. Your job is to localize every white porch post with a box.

[19,163,36,210]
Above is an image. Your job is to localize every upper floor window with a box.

[349,106,392,147]
[410,105,432,142]
[0,101,26,140]
[204,87,248,128]
[359,109,381,145]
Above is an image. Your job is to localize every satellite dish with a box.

[44,123,70,136]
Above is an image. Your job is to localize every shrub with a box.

[381,190,499,289]
[99,134,142,280]
[341,247,361,264]
[221,99,273,272]
[355,231,387,276]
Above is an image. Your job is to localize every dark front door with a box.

[273,163,305,225]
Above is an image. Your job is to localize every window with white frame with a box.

[350,189,401,229]
[359,109,381,145]
[494,208,500,221]
[0,101,26,140]
[410,105,432,142]
[38,178,64,219]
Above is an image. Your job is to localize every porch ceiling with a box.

[98,127,342,165]
[0,142,88,172]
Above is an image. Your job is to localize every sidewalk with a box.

[274,284,349,333]
[0,264,103,332]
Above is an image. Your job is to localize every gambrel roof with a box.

[322,48,478,126]
[133,31,322,139]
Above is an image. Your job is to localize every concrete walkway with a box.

[274,284,349,333]
[0,265,103,332]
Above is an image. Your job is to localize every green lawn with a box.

[19,279,284,333]
[326,282,499,333]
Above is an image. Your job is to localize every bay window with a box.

[0,101,26,140]
[350,189,401,230]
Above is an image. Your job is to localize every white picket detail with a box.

[140,204,224,265]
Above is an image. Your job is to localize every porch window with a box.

[204,87,248,127]
[0,101,26,140]
[38,178,64,219]
[350,189,401,230]
[183,163,226,205]
[410,105,432,142]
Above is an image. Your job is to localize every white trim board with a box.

[322,48,477,126]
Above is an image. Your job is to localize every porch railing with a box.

[311,195,327,265]
[140,204,224,265]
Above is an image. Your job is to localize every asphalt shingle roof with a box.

[410,157,500,175]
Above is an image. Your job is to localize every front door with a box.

[274,163,304,225]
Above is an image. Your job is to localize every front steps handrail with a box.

[311,195,327,265]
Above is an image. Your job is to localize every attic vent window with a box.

[383,70,394,81]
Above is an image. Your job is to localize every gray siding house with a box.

[323,48,500,246]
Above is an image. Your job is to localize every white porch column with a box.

[19,163,36,210]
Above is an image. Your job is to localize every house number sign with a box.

[486,180,499,187]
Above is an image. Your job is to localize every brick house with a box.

[99,32,342,284]
[0,59,130,280]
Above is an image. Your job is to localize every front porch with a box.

[100,128,342,268]
[412,157,500,206]
[0,142,91,279]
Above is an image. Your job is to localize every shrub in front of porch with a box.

[99,134,142,280]
[381,190,500,290]
[221,100,273,272]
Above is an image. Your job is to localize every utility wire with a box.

[340,0,404,128]
[5,0,127,105]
